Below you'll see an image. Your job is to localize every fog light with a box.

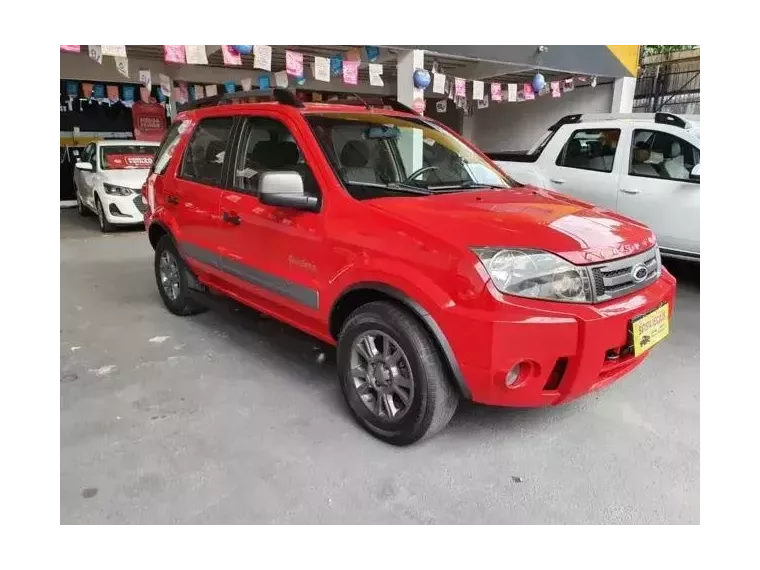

[505,363,523,387]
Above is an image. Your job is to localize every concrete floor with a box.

[60,210,700,524]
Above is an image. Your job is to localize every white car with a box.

[488,113,700,262]
[74,140,160,232]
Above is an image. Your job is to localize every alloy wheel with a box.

[159,250,181,301]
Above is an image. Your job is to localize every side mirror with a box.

[690,164,700,180]
[258,171,319,212]
[75,162,93,172]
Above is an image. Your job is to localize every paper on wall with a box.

[473,80,484,100]
[369,63,384,87]
[139,70,152,91]
[102,45,127,58]
[507,83,518,102]
[185,45,208,65]
[432,73,446,94]
[275,70,289,88]
[254,45,272,71]
[159,74,171,97]
[314,57,330,82]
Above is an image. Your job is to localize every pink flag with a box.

[60,45,80,52]
[551,81,561,98]
[222,45,242,66]
[491,83,502,102]
[343,60,359,85]
[286,50,304,76]
[163,45,186,64]
[140,87,150,103]
[455,78,466,97]
[523,83,535,100]
[81,83,93,98]
[107,85,120,102]
[178,82,189,103]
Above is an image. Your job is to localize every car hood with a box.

[367,186,656,265]
[99,169,151,190]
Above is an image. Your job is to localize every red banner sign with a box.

[132,102,167,142]
[105,154,155,169]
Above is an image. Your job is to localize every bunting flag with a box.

[159,74,171,97]
[178,82,189,103]
[369,63,384,87]
[65,81,78,97]
[123,85,135,103]
[365,46,380,62]
[82,83,93,99]
[88,45,102,64]
[185,45,208,65]
[60,45,81,52]
[224,81,236,94]
[140,87,150,103]
[286,50,303,76]
[241,77,253,91]
[163,45,186,64]
[93,84,106,100]
[205,84,218,97]
[507,83,518,102]
[115,57,129,78]
[314,57,330,82]
[432,73,446,94]
[330,55,342,76]
[523,83,535,100]
[258,75,270,89]
[254,45,272,71]
[107,85,119,102]
[139,70,152,91]
[222,45,242,66]
[491,83,502,102]
[455,78,466,97]
[473,80,484,101]
[101,45,126,58]
[343,60,359,85]
[551,81,561,98]
[275,71,288,88]
[194,84,204,99]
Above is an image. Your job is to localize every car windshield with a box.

[100,145,157,170]
[306,112,517,199]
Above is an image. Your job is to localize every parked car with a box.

[487,113,700,262]
[74,140,160,232]
[143,89,676,445]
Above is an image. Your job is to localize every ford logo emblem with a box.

[631,264,648,283]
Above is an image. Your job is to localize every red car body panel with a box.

[144,101,677,407]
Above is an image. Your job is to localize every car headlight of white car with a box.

[472,247,593,303]
[103,183,133,196]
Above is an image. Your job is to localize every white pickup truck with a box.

[487,113,700,262]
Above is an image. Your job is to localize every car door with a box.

[540,126,622,212]
[170,116,235,278]
[216,113,325,319]
[617,127,700,256]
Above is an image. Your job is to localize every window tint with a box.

[152,120,188,176]
[180,117,234,186]
[629,129,699,182]
[556,129,620,173]
[234,117,319,197]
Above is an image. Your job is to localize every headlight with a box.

[103,183,133,196]
[472,247,593,303]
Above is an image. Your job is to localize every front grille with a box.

[588,247,661,302]
[133,195,148,214]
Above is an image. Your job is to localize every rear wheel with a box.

[154,235,207,316]
[337,301,459,446]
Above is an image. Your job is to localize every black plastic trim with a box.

[331,282,472,399]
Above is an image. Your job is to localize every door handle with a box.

[223,211,241,225]
[550,178,565,184]
[166,195,179,205]
[620,188,640,195]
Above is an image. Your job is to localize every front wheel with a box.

[95,197,113,233]
[337,301,459,446]
[154,235,207,316]
[76,190,90,217]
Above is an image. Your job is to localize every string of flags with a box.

[60,45,599,112]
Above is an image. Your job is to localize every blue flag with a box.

[330,55,342,76]
[66,81,79,97]
[122,85,135,102]
[224,81,236,94]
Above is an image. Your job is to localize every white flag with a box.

[314,56,330,82]
[241,77,253,91]
[115,57,129,78]
[185,45,208,65]
[88,45,102,64]
[369,63,384,87]
[275,70,289,88]
[205,84,218,97]
[159,74,171,97]
[139,70,152,91]
[101,45,126,58]
[507,83,518,102]
[254,45,272,71]
[432,72,446,94]
[473,80,484,101]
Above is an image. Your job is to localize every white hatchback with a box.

[73,140,160,232]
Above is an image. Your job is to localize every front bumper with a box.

[102,192,147,224]
[439,270,677,407]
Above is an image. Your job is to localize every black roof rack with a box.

[549,114,583,131]
[178,88,305,112]
[654,112,687,129]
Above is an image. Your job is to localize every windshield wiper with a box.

[427,181,511,191]
[345,180,432,195]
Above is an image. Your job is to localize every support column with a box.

[611,76,636,113]
[396,49,425,172]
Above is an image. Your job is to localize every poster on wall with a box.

[131,101,167,141]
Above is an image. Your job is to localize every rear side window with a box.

[152,120,188,176]
[180,117,234,187]
[556,128,620,173]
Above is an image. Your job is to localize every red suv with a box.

[144,89,676,445]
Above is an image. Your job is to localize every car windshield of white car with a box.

[100,145,158,170]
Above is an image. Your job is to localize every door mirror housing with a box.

[258,171,319,212]
[75,162,93,172]
[690,164,700,180]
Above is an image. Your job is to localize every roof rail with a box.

[547,112,691,130]
[549,114,582,131]
[654,112,687,128]
[179,88,305,112]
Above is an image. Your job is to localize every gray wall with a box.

[468,83,614,152]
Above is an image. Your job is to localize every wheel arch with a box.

[329,282,471,400]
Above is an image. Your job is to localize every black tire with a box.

[76,190,90,217]
[337,301,459,446]
[154,235,207,316]
[95,196,114,233]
